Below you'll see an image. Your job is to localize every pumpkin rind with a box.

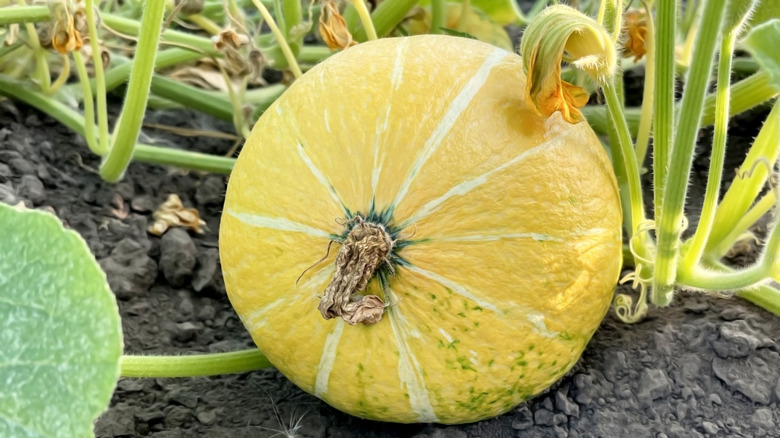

[220,35,622,424]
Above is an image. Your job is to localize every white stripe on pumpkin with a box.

[296,141,346,213]
[315,318,346,397]
[386,292,439,422]
[391,47,510,210]
[401,136,565,227]
[227,210,332,238]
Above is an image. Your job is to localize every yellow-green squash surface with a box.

[220,35,622,424]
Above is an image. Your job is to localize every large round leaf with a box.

[0,203,122,437]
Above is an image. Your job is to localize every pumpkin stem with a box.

[318,217,394,326]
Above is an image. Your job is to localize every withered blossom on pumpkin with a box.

[520,4,616,124]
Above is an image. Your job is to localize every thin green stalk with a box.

[680,30,737,274]
[652,0,676,223]
[677,263,768,291]
[298,45,333,64]
[584,70,777,136]
[597,0,623,40]
[16,0,50,93]
[187,13,222,35]
[653,0,726,306]
[714,190,775,259]
[458,0,471,32]
[0,4,49,24]
[71,51,102,155]
[102,12,220,57]
[349,0,378,40]
[527,0,549,19]
[99,0,167,182]
[0,77,235,174]
[131,144,234,173]
[634,1,655,168]
[602,80,645,245]
[250,0,302,79]
[705,101,780,257]
[431,0,445,34]
[85,0,110,153]
[98,49,205,92]
[758,186,780,278]
[120,350,271,378]
[737,284,780,317]
[149,74,236,122]
[273,0,288,37]
[349,0,417,41]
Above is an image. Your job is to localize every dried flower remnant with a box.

[520,5,616,124]
[622,9,648,62]
[211,26,263,78]
[148,194,206,236]
[47,0,84,54]
[318,219,393,326]
[2,23,19,46]
[212,27,250,51]
[319,0,357,51]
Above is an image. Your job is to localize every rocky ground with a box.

[1,88,779,437]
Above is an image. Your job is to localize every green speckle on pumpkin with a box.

[457,312,466,317]
[457,356,476,371]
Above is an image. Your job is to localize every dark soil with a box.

[2,89,780,438]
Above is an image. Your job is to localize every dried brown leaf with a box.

[319,0,357,51]
[148,194,206,236]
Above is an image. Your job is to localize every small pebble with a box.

[752,408,775,430]
[116,379,144,393]
[167,387,199,408]
[17,174,45,205]
[0,162,11,182]
[135,410,165,424]
[159,228,197,287]
[512,405,534,430]
[555,391,580,417]
[196,410,218,426]
[131,195,156,213]
[534,408,556,426]
[173,322,199,342]
[195,175,225,206]
[637,368,672,402]
[701,421,719,434]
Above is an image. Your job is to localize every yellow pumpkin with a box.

[220,35,622,424]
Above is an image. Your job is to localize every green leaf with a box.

[742,19,780,92]
[419,0,524,25]
[0,203,122,438]
[748,0,780,29]
[470,0,525,25]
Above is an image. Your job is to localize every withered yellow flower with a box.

[319,0,357,51]
[622,9,648,62]
[49,0,84,54]
[520,4,616,124]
